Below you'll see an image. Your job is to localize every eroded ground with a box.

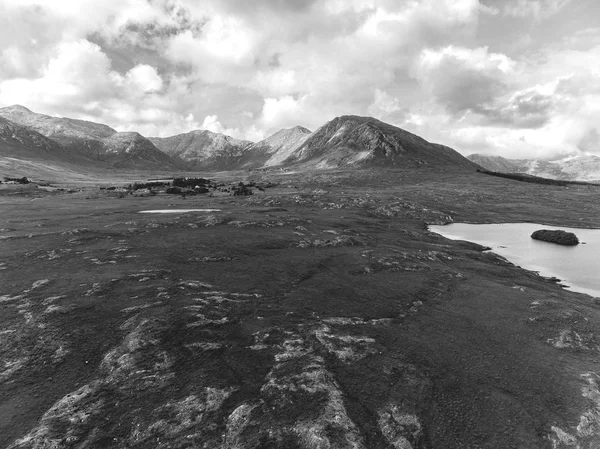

[1,168,600,448]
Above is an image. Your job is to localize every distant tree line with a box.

[172,177,210,188]
[2,176,30,184]
[129,181,170,190]
[531,229,579,246]
[476,169,599,187]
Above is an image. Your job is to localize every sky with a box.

[1,0,599,159]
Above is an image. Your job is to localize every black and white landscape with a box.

[2,1,600,449]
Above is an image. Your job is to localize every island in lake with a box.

[531,229,580,245]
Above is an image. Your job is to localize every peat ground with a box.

[1,167,600,448]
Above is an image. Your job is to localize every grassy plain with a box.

[1,167,600,448]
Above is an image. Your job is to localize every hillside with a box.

[243,126,312,168]
[0,106,178,170]
[468,153,600,182]
[0,105,116,143]
[282,116,477,170]
[0,116,100,171]
[149,130,252,169]
[0,116,69,161]
[100,132,178,169]
[2,106,480,173]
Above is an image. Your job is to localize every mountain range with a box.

[0,105,174,170]
[0,105,481,176]
[14,104,600,179]
[468,153,600,183]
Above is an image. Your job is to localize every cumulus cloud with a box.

[201,115,243,138]
[501,0,571,20]
[0,0,598,158]
[413,45,515,114]
[478,88,556,128]
[125,64,164,94]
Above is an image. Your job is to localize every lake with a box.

[429,223,600,298]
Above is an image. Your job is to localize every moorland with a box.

[1,166,600,449]
[2,106,600,448]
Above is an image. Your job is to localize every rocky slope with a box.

[468,153,600,182]
[0,105,178,169]
[282,116,478,170]
[0,116,71,162]
[149,130,252,170]
[99,132,177,169]
[243,126,312,168]
[0,105,116,143]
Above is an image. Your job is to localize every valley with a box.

[1,167,600,448]
[2,106,600,448]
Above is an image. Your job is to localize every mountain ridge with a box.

[281,115,477,170]
[149,129,252,169]
[241,126,313,168]
[1,105,480,174]
[468,153,600,182]
[0,105,178,169]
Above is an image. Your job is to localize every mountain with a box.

[149,130,252,170]
[468,153,600,182]
[466,154,529,173]
[0,116,69,161]
[279,116,477,169]
[0,105,178,169]
[0,115,101,166]
[242,126,312,168]
[100,132,177,169]
[0,105,116,142]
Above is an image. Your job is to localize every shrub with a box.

[173,177,210,188]
[531,229,579,246]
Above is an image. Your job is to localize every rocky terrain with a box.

[468,153,600,183]
[285,116,478,169]
[149,130,252,170]
[3,106,600,448]
[0,105,116,142]
[0,106,177,170]
[242,126,312,168]
[100,132,176,169]
[1,106,481,176]
[0,117,75,163]
[1,166,600,448]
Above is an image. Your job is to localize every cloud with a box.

[125,64,164,94]
[413,45,515,114]
[476,88,556,128]
[201,115,243,139]
[501,0,571,20]
[0,40,115,108]
[0,0,598,158]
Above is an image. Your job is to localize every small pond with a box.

[429,223,600,298]
[139,209,221,214]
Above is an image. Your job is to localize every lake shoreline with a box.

[430,222,600,298]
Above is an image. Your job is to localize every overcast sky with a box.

[1,0,599,159]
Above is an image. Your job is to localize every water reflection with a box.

[430,223,600,298]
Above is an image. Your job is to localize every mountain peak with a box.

[1,104,34,114]
[289,125,312,134]
[281,115,476,170]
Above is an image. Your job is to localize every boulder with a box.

[531,229,579,246]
